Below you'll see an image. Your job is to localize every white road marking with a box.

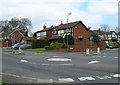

[88,60,100,64]
[20,59,28,63]
[2,73,20,78]
[28,80,32,82]
[78,77,95,81]
[96,76,112,79]
[47,58,72,61]
[37,79,53,83]
[58,78,74,83]
[111,74,120,78]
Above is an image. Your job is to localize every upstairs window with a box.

[52,29,57,35]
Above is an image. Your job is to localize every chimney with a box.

[51,25,53,28]
[43,24,46,29]
[98,28,101,31]
[60,21,63,25]
[88,27,91,30]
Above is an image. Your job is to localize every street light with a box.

[67,13,71,51]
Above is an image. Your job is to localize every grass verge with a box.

[25,48,46,52]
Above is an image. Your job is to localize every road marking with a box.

[111,74,120,78]
[37,79,53,83]
[47,58,72,61]
[58,78,74,83]
[78,77,95,81]
[96,76,112,79]
[2,73,20,78]
[20,59,28,63]
[88,60,100,64]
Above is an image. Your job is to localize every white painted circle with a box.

[47,58,72,61]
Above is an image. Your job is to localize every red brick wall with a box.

[68,23,106,52]
[14,31,23,43]
[9,31,23,43]
[46,30,52,39]
[0,42,12,47]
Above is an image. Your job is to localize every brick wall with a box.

[68,23,106,52]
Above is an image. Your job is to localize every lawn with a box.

[25,48,46,52]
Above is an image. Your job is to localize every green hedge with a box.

[32,39,50,49]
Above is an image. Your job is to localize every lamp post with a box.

[67,13,71,51]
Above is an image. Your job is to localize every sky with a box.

[0,0,119,33]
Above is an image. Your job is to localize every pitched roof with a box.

[92,30,106,35]
[92,30,117,35]
[35,21,90,33]
[8,29,24,37]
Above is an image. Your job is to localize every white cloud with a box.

[1,0,118,32]
[87,0,118,16]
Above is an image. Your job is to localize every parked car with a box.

[106,44,113,49]
[11,43,23,50]
[19,44,31,49]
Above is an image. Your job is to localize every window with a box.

[52,29,57,35]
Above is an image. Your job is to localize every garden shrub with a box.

[32,39,50,49]
[55,42,63,49]
[64,34,74,45]
[58,36,64,43]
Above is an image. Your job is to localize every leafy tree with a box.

[64,34,74,45]
[90,34,101,47]
[33,33,37,37]
[58,36,64,43]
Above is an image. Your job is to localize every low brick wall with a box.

[0,42,12,47]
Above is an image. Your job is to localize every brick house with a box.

[0,29,34,47]
[34,21,106,52]
[93,29,118,43]
[8,29,25,45]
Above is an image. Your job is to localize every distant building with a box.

[92,29,118,43]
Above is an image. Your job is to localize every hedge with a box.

[32,39,50,49]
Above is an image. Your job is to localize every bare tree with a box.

[100,24,111,31]
[114,26,120,33]
[0,17,33,36]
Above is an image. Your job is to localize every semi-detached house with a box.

[34,21,106,52]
